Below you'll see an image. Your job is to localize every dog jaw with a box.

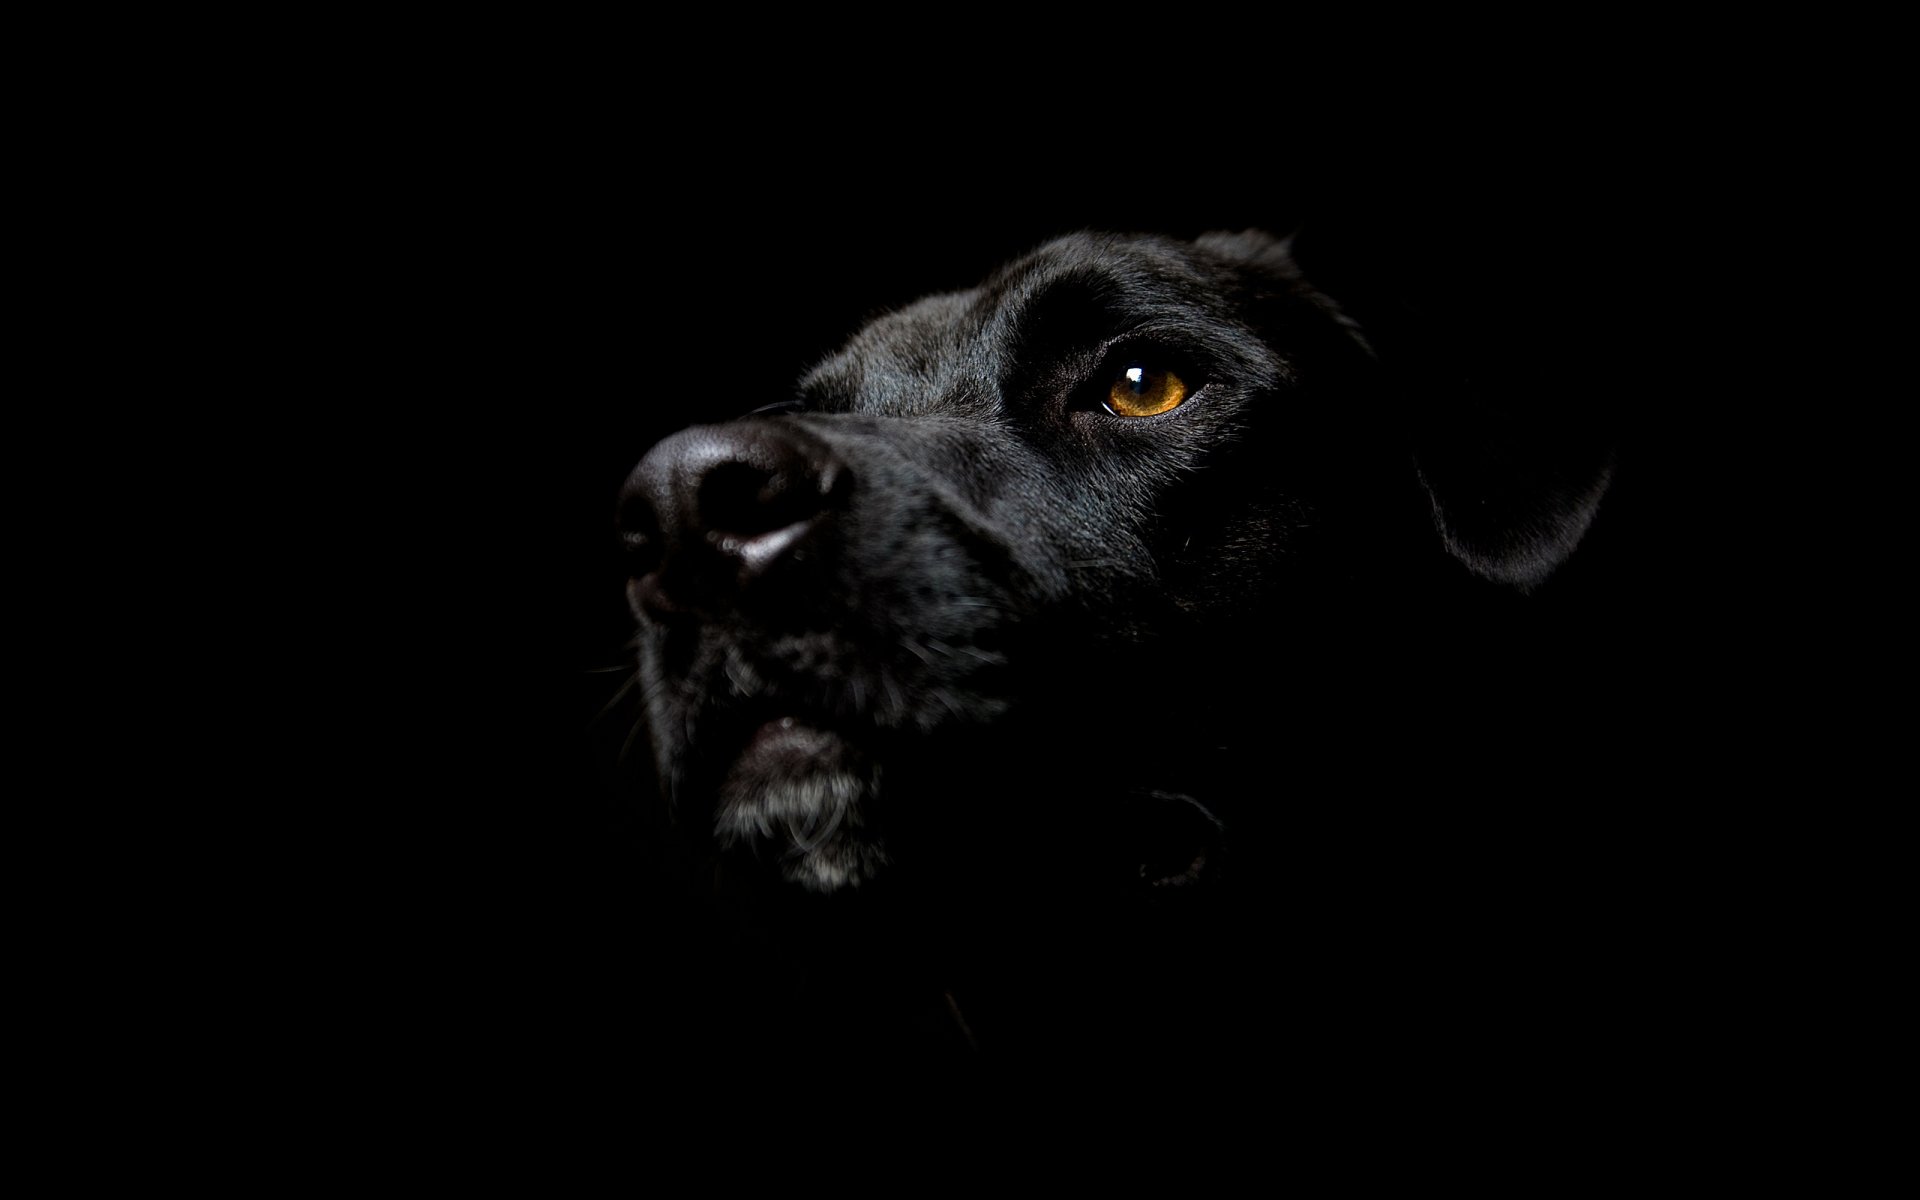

[712,717,889,891]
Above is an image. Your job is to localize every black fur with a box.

[618,229,1620,1070]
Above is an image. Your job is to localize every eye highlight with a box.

[1105,364,1188,418]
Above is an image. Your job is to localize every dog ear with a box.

[1194,228,1371,351]
[1405,399,1613,592]
[1203,226,1615,593]
[1359,232,1616,594]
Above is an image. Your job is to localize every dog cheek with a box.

[1165,501,1317,617]
[1014,464,1179,626]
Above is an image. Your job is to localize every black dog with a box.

[618,229,1619,1069]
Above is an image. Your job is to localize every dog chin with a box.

[713,717,888,892]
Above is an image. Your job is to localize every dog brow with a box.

[975,266,1144,376]
[974,248,1279,404]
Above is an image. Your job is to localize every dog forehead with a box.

[801,233,1229,417]
[982,230,1218,303]
[809,290,993,417]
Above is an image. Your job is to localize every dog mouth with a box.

[685,697,1226,898]
[644,609,1021,893]
[638,598,1214,897]
[703,710,890,892]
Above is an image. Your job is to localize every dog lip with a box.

[735,714,845,769]
[747,714,803,750]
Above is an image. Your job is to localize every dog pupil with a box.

[1126,366,1149,393]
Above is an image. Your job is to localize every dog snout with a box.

[620,421,848,615]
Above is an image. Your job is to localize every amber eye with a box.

[1105,364,1188,418]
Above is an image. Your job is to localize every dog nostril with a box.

[696,459,833,543]
[616,492,666,579]
[623,422,849,610]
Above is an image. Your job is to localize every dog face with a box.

[619,230,1608,894]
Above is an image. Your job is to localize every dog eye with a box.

[1104,365,1188,418]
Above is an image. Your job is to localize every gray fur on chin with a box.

[716,743,888,892]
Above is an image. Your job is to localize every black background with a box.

[344,99,1736,1126]
[55,24,1850,1166]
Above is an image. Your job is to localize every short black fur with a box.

[618,229,1620,1074]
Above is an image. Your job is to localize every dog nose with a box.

[620,421,846,614]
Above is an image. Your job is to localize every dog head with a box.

[618,230,1611,893]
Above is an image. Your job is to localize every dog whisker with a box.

[591,671,641,725]
[786,796,847,856]
[723,657,759,698]
[618,714,649,766]
[947,597,1014,613]
[943,991,979,1055]
[662,761,686,819]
